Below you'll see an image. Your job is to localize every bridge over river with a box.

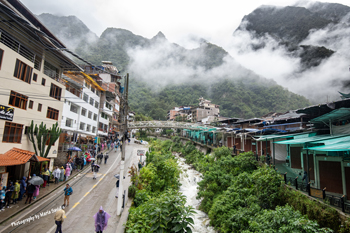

[128,121,217,130]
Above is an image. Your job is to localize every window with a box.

[34,56,42,71]
[3,122,23,143]
[66,118,73,127]
[91,87,95,93]
[83,93,88,102]
[99,122,103,130]
[9,91,28,109]
[70,104,78,114]
[106,102,112,110]
[86,124,91,132]
[88,111,92,119]
[96,91,99,97]
[79,122,85,131]
[0,49,4,69]
[41,78,46,86]
[33,73,37,82]
[50,83,62,100]
[13,59,32,84]
[28,100,33,109]
[89,97,94,106]
[38,103,42,112]
[92,126,96,133]
[95,101,99,109]
[93,113,97,121]
[47,107,59,120]
[81,108,87,116]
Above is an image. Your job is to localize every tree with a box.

[28,120,62,158]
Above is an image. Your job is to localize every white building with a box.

[60,72,104,149]
[0,0,80,180]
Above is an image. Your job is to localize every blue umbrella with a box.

[68,147,82,151]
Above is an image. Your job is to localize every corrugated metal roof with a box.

[310,108,350,124]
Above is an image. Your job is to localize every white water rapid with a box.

[177,156,216,233]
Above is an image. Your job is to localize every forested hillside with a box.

[129,79,310,120]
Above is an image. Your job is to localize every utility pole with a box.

[117,73,129,215]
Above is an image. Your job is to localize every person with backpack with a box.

[104,153,109,164]
[63,184,73,207]
[93,164,100,180]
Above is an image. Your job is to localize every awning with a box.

[310,108,350,124]
[308,135,350,145]
[254,132,314,141]
[0,154,26,166]
[275,134,345,145]
[37,156,50,162]
[307,142,350,151]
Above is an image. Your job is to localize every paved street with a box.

[0,140,145,233]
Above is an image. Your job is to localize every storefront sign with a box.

[1,172,8,187]
[0,105,14,121]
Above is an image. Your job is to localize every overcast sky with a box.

[20,0,350,49]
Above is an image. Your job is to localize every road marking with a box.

[72,202,79,208]
[84,192,90,197]
[48,151,121,233]
[99,177,103,181]
[103,174,106,177]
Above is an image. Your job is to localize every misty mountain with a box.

[38,13,311,119]
[37,13,98,50]
[235,2,350,70]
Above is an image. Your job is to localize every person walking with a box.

[12,180,20,204]
[65,163,71,181]
[104,153,109,164]
[60,167,65,182]
[93,206,111,233]
[53,166,61,184]
[92,164,99,180]
[25,183,35,204]
[63,184,73,207]
[5,182,14,208]
[120,141,123,152]
[18,176,26,201]
[54,205,66,233]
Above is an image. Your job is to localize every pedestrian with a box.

[91,161,95,173]
[33,184,40,201]
[81,156,85,170]
[65,163,71,181]
[0,186,5,211]
[302,171,308,186]
[42,168,50,188]
[93,206,111,233]
[53,166,61,184]
[107,142,110,150]
[63,184,73,207]
[115,179,119,198]
[114,143,117,152]
[60,166,65,182]
[54,205,66,233]
[93,164,99,180]
[19,176,26,201]
[12,180,20,204]
[128,138,130,145]
[25,183,35,204]
[138,161,142,171]
[75,156,81,171]
[104,153,109,164]
[5,182,14,208]
[120,141,123,152]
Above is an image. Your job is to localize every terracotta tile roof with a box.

[4,148,37,163]
[37,156,50,162]
[0,154,25,166]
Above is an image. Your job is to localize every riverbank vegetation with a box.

[171,137,348,233]
[125,139,195,233]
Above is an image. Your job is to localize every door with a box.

[319,161,343,195]
[290,147,302,169]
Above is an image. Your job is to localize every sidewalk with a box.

[0,148,111,225]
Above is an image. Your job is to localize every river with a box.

[177,156,216,233]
